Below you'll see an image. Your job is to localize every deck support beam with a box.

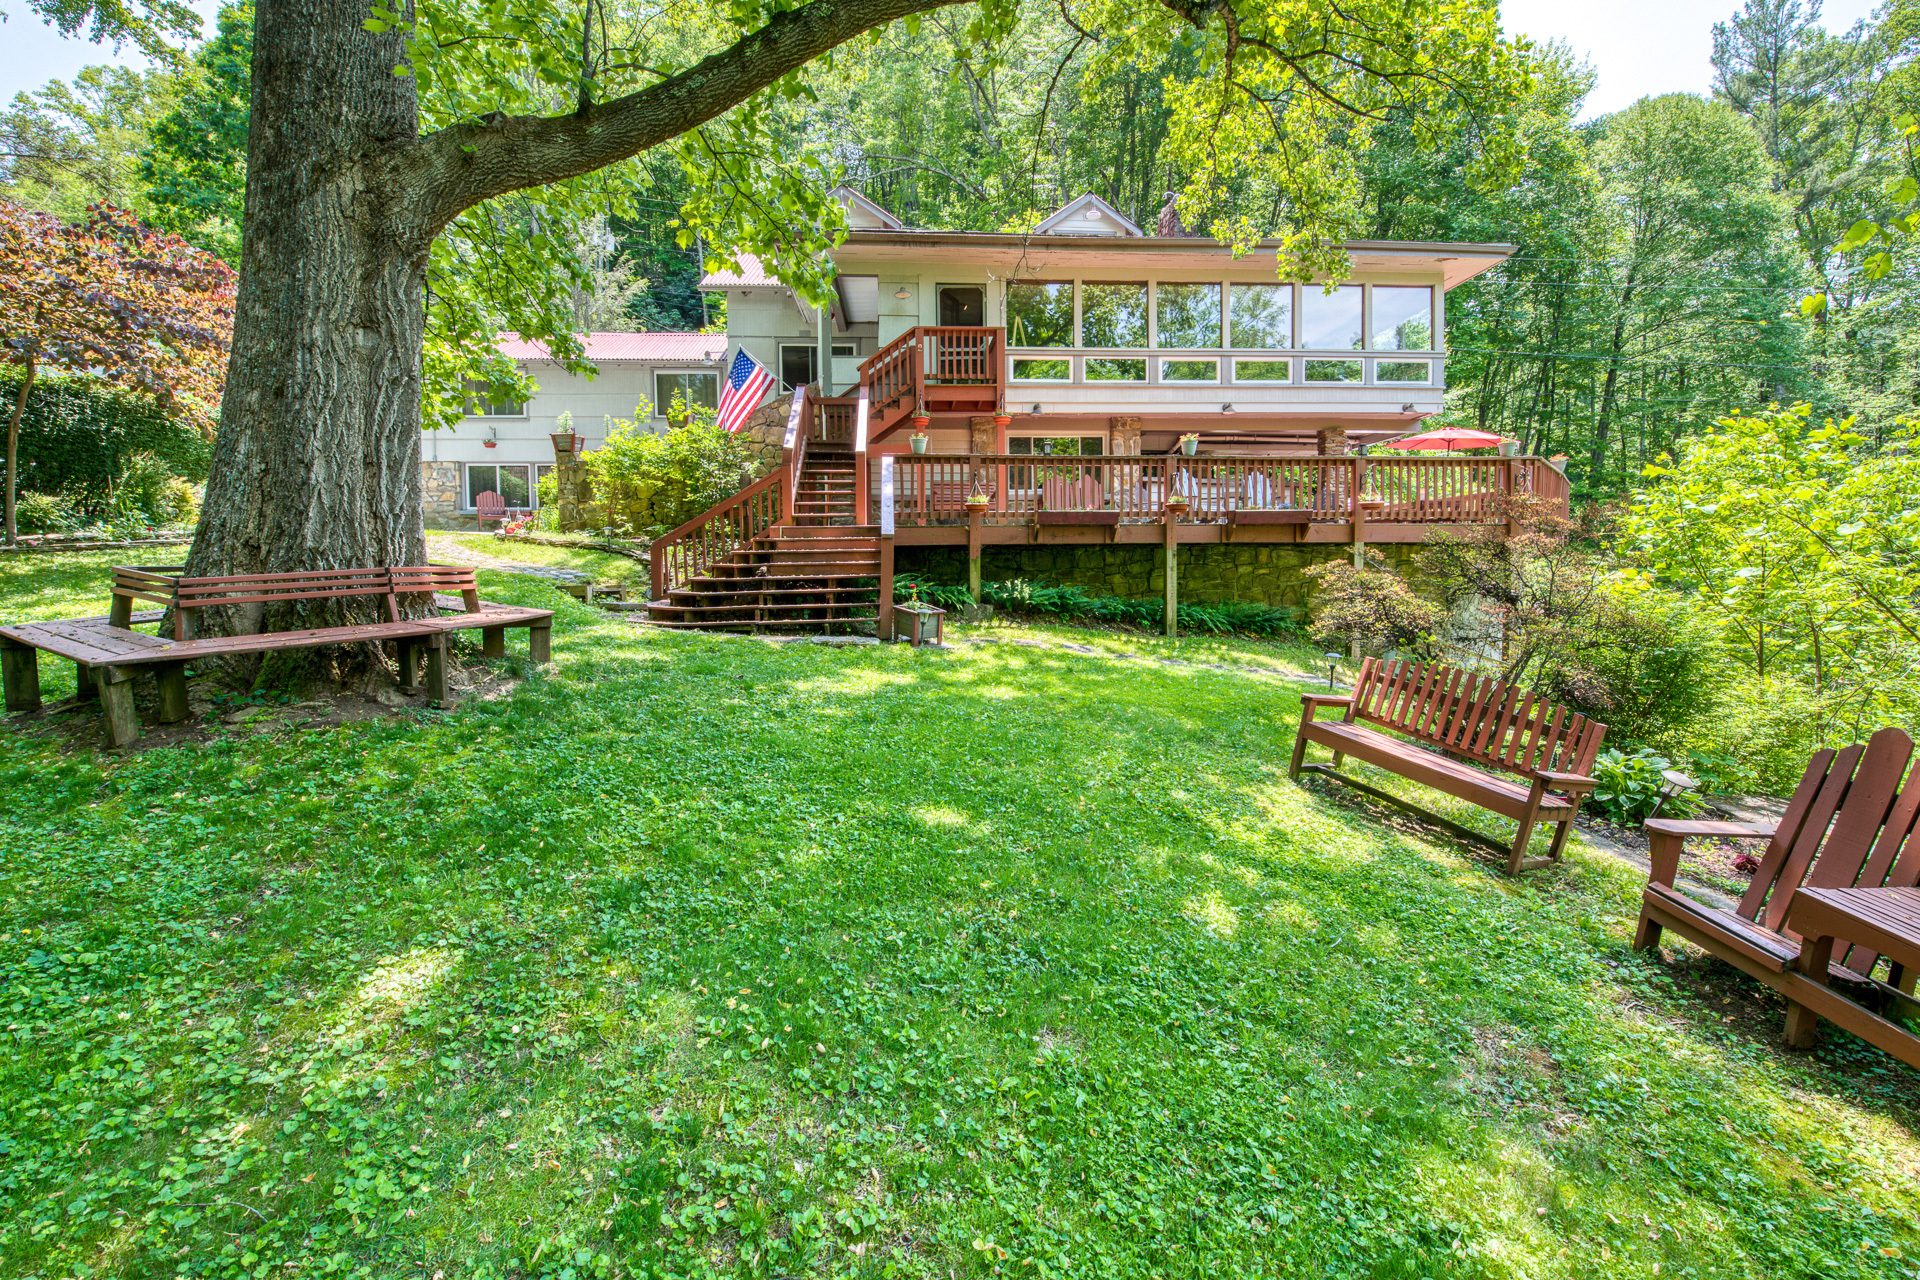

[1163,509,1178,639]
[967,507,984,602]
[878,532,895,641]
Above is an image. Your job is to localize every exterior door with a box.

[938,286,984,326]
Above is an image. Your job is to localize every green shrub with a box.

[0,368,211,514]
[584,408,765,536]
[1589,747,1701,825]
[893,574,1301,639]
[12,491,82,534]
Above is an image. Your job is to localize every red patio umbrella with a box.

[1380,427,1511,452]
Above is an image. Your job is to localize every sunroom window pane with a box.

[1233,359,1290,382]
[1081,283,1147,348]
[1371,287,1433,350]
[1012,358,1070,381]
[1229,284,1292,348]
[1160,359,1218,382]
[1085,357,1146,381]
[1305,359,1362,383]
[1376,360,1431,383]
[1008,282,1073,347]
[1299,285,1363,350]
[1155,283,1221,347]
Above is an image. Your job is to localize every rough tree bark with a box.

[4,356,33,547]
[185,0,970,643]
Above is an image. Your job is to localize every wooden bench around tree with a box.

[0,564,553,747]
[1634,727,1920,1070]
[1289,657,1608,874]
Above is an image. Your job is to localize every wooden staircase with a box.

[644,444,882,633]
[645,332,1004,634]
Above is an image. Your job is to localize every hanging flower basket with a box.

[993,413,1012,430]
[911,413,932,429]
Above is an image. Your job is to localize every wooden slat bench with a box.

[1288,657,1607,874]
[1,564,553,747]
[1634,727,1920,1070]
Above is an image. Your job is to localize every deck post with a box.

[967,505,984,602]
[1163,507,1179,639]
[1,636,42,714]
[878,456,896,641]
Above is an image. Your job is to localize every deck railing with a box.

[878,455,1566,527]
[857,326,1005,418]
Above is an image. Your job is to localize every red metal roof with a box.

[496,332,728,363]
[698,254,782,289]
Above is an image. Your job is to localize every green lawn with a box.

[1,554,1916,1279]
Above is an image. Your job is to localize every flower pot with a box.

[1166,498,1190,517]
[911,414,931,429]
[993,414,1012,430]
[909,435,928,454]
[965,499,989,515]
[1180,438,1198,456]
[483,441,498,449]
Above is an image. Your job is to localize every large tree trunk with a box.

[184,0,427,621]
[4,356,32,547]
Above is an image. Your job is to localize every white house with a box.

[422,331,727,528]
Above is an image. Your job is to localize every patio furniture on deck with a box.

[0,565,553,746]
[1288,658,1607,874]
[1634,727,1920,1070]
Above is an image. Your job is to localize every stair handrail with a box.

[854,383,870,526]
[785,385,810,523]
[648,392,801,599]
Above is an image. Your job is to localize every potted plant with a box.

[993,412,1012,430]
[1166,492,1190,517]
[1178,432,1199,456]
[909,431,929,454]
[965,481,990,514]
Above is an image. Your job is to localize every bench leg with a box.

[1785,934,1837,1049]
[96,666,140,747]
[1287,731,1310,780]
[153,661,190,724]
[75,661,98,701]
[395,640,420,690]
[1545,817,1575,863]
[425,635,452,709]
[482,626,506,659]
[1506,812,1540,876]
[529,621,552,665]
[1331,751,1345,769]
[2,638,41,714]
[1633,913,1663,952]
[108,593,133,629]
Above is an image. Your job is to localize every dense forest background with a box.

[6,0,1915,504]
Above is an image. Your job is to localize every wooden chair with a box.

[475,490,507,530]
[1634,726,1920,1069]
[1289,657,1606,874]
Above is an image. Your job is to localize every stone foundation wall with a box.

[422,462,465,531]
[895,541,1431,619]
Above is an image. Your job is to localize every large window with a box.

[464,379,525,417]
[1007,282,1073,347]
[1299,285,1364,351]
[1155,283,1221,347]
[1229,284,1293,348]
[466,463,531,509]
[1080,282,1147,347]
[654,371,718,424]
[1371,286,1434,351]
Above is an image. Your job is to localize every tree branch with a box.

[411,0,974,235]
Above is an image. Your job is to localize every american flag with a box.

[716,348,775,435]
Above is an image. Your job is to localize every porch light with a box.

[894,286,912,300]
[1086,207,1103,220]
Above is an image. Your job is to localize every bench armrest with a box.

[1532,769,1599,794]
[1640,819,1775,888]
[1300,694,1352,719]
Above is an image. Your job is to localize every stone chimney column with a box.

[1316,428,1350,457]
[1109,416,1143,456]
[969,415,999,455]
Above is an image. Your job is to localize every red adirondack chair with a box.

[475,490,507,530]
[1635,726,1920,1069]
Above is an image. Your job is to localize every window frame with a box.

[463,463,535,511]
[653,369,721,424]
[463,378,528,418]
